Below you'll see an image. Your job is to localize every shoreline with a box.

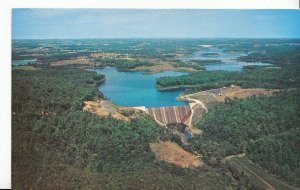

[157,85,197,91]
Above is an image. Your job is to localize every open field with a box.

[133,58,197,73]
[226,154,299,190]
[150,141,202,168]
[50,56,96,67]
[134,64,196,73]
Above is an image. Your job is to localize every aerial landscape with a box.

[11,9,300,189]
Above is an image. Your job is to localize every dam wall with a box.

[147,105,192,126]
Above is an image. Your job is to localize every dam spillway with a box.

[146,105,192,126]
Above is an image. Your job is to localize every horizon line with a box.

[12,37,300,40]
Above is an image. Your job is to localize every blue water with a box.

[205,61,272,72]
[180,47,272,71]
[12,59,36,66]
[90,67,188,107]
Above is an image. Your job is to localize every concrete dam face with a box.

[147,105,192,126]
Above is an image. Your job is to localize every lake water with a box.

[89,67,188,107]
[12,59,36,66]
[180,47,272,71]
[89,48,272,107]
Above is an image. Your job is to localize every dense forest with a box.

[94,58,154,70]
[156,58,300,187]
[171,61,206,71]
[12,68,233,189]
[171,60,223,71]
[157,65,300,92]
[189,90,300,186]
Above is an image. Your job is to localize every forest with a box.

[156,65,300,92]
[155,55,300,187]
[12,68,233,190]
[94,58,154,70]
[171,61,206,71]
[189,90,300,186]
[171,60,223,71]
[237,45,300,64]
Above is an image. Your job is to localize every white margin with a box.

[0,0,299,189]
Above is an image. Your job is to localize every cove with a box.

[89,67,188,107]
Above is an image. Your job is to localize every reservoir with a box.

[89,67,188,107]
[87,48,272,107]
[180,47,272,71]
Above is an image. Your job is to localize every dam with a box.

[147,105,192,127]
[134,103,199,131]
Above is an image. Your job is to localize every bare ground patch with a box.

[178,86,280,128]
[150,141,202,169]
[213,86,281,102]
[183,86,281,109]
[187,91,218,107]
[83,100,129,121]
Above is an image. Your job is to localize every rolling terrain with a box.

[12,39,300,189]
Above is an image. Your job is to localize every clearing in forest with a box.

[213,86,281,102]
[133,58,197,73]
[83,100,130,121]
[225,154,299,190]
[183,86,280,108]
[51,56,95,67]
[150,141,202,169]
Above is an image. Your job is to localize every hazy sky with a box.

[12,9,300,39]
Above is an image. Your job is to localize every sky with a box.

[12,9,300,39]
